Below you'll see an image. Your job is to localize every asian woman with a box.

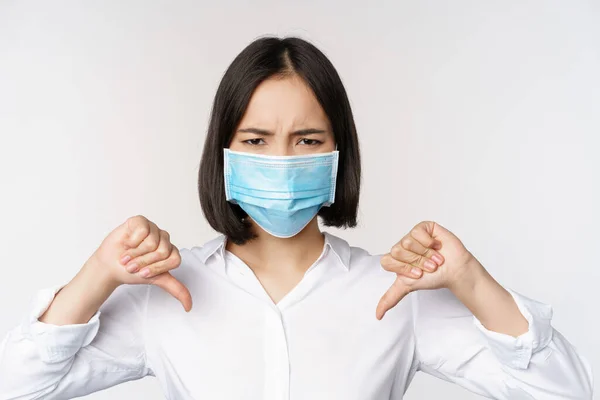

[0,36,592,400]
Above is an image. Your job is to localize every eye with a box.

[242,138,265,146]
[298,138,323,146]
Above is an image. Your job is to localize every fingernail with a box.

[126,263,139,273]
[424,260,436,271]
[432,254,443,265]
[140,268,150,277]
[120,255,131,265]
[411,267,422,277]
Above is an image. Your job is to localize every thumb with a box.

[376,277,411,320]
[151,273,193,312]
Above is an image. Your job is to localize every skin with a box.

[377,221,528,337]
[40,215,191,326]
[41,73,528,339]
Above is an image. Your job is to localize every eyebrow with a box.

[237,127,327,136]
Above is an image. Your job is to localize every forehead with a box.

[239,75,330,128]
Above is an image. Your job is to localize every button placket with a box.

[263,307,290,400]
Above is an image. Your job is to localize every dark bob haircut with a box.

[198,36,361,245]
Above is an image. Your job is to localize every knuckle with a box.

[381,263,393,273]
[165,253,181,266]
[161,230,171,241]
[172,250,181,264]
[156,247,170,259]
[165,250,181,269]
[381,265,393,273]
[129,214,147,225]
[170,257,181,269]
[413,254,423,266]
[136,223,150,237]
[135,259,147,268]
[145,236,159,250]
[380,254,394,268]
[400,237,412,248]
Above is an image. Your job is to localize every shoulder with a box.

[147,235,227,304]
[175,234,227,273]
[338,239,419,326]
[341,238,387,276]
[180,234,226,264]
[330,235,397,291]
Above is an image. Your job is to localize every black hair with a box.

[198,36,361,245]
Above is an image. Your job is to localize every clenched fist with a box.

[376,220,476,320]
[90,215,192,311]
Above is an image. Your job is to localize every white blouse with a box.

[0,232,593,399]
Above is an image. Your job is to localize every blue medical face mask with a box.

[223,148,339,238]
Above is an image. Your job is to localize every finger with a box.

[135,246,181,278]
[151,272,193,312]
[410,225,444,265]
[121,215,151,253]
[376,277,411,320]
[125,231,172,273]
[381,253,422,278]
[410,222,441,249]
[391,244,436,273]
[122,221,161,262]
[393,237,443,272]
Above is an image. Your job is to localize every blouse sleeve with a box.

[411,287,593,399]
[0,281,153,399]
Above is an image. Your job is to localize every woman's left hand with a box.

[376,220,481,319]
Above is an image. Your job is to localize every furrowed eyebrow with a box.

[237,127,327,136]
[237,128,274,135]
[290,128,326,136]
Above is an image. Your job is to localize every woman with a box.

[0,36,592,399]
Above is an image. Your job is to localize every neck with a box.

[225,218,325,275]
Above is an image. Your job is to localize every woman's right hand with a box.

[89,215,192,311]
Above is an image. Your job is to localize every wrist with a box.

[39,255,121,325]
[82,254,121,292]
[447,253,487,295]
[449,256,528,336]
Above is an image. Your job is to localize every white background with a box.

[0,1,598,398]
